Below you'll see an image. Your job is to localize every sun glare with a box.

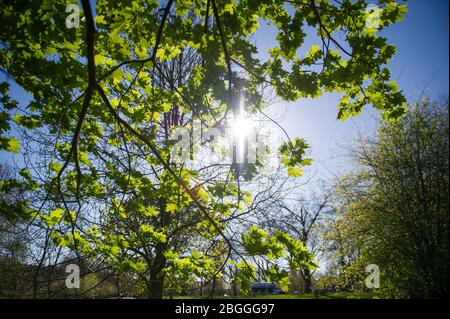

[230,92,255,163]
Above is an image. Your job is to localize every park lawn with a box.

[171,292,374,299]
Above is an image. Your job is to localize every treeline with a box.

[1,97,448,299]
[322,97,449,298]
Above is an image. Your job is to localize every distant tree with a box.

[0,164,29,297]
[258,181,334,293]
[326,98,449,298]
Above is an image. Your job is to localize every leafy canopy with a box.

[0,0,406,294]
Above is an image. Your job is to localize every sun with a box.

[229,110,255,164]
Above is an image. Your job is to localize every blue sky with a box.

[261,0,449,181]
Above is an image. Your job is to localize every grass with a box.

[170,292,374,299]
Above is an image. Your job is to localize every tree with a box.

[278,187,332,293]
[1,0,407,298]
[0,164,31,297]
[256,179,333,293]
[325,98,449,298]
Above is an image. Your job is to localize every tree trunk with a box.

[209,276,216,297]
[232,268,238,296]
[147,243,167,299]
[303,268,312,293]
[148,277,165,299]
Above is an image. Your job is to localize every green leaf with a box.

[43,208,65,226]
[94,54,106,65]
[197,188,210,201]
[140,206,158,217]
[287,167,303,177]
[4,137,20,153]
[13,114,41,129]
[166,203,178,213]
[49,161,62,172]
